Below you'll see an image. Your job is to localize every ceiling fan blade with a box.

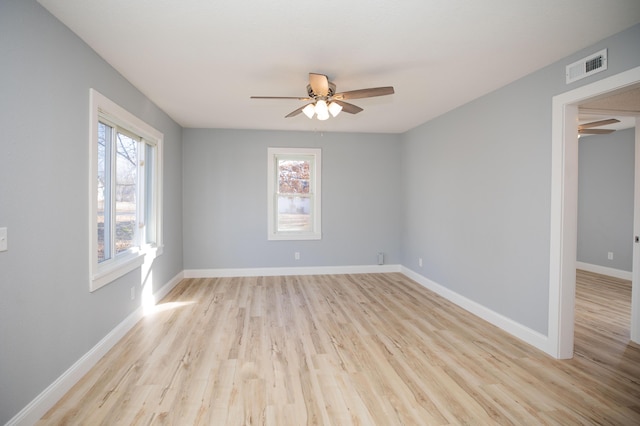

[251,96,311,100]
[333,100,363,114]
[309,73,330,96]
[333,86,395,100]
[578,128,616,135]
[578,118,620,129]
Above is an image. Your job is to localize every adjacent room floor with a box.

[39,271,640,425]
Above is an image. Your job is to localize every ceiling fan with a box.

[578,118,620,135]
[251,73,394,120]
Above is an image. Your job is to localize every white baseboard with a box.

[576,261,632,280]
[184,264,402,278]
[9,265,554,424]
[155,270,185,301]
[400,266,551,356]
[6,271,184,426]
[187,265,551,355]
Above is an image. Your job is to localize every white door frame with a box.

[631,116,640,344]
[549,66,640,359]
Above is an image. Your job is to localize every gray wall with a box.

[2,0,639,422]
[400,24,640,335]
[0,1,183,422]
[578,128,635,271]
[183,129,402,269]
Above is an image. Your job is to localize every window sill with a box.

[268,232,322,241]
[90,245,163,292]
[91,251,145,292]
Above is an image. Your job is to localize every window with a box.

[90,89,163,291]
[267,147,321,240]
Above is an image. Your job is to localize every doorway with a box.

[549,66,640,359]
[577,108,637,280]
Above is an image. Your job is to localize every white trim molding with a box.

[267,147,322,241]
[576,262,632,281]
[187,265,550,355]
[9,263,562,425]
[550,66,640,359]
[89,88,164,292]
[5,271,184,426]
[632,117,640,343]
[184,264,402,278]
[402,267,551,355]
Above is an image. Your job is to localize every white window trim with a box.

[89,89,163,292]
[267,147,322,241]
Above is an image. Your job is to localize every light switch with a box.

[0,227,7,252]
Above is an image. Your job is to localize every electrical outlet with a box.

[294,252,300,260]
[418,257,423,267]
[0,228,7,252]
[130,287,135,300]
[608,252,614,260]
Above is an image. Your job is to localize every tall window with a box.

[267,147,321,240]
[90,89,163,291]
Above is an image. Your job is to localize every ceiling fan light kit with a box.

[251,73,394,121]
[302,99,343,120]
[302,103,316,119]
[328,101,343,117]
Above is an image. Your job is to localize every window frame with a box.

[267,147,322,241]
[89,89,163,292]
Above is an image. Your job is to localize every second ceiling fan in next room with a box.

[578,118,621,135]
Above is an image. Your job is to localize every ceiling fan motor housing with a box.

[307,82,336,99]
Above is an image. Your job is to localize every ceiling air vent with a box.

[566,49,607,84]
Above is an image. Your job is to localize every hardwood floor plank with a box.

[39,271,640,425]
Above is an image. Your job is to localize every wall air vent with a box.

[566,49,607,84]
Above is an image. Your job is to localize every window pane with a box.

[277,195,311,231]
[278,159,310,194]
[276,158,313,232]
[115,132,137,255]
[144,143,156,245]
[97,122,111,263]
[277,159,313,232]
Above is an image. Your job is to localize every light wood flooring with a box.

[40,271,640,425]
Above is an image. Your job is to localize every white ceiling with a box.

[38,0,640,134]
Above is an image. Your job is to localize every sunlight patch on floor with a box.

[144,301,195,316]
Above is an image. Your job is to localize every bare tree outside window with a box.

[114,133,137,255]
[97,122,138,262]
